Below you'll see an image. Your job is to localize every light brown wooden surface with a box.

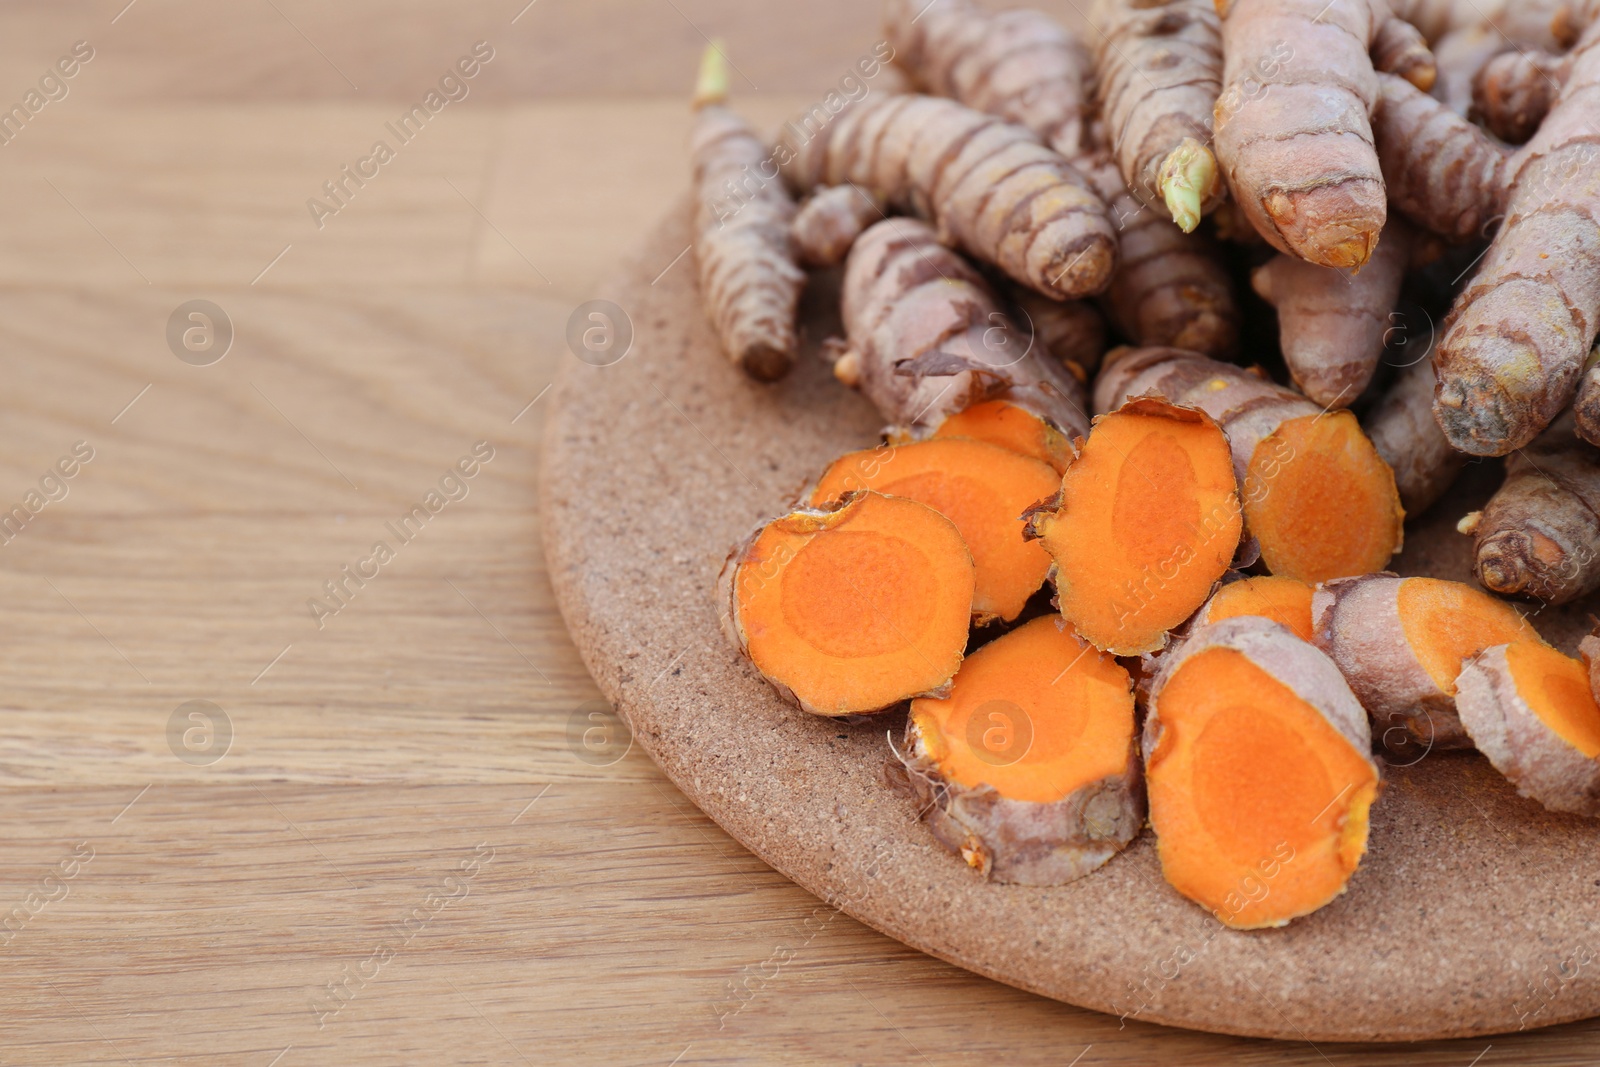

[2,2,1597,1063]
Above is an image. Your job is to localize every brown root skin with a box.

[790,184,883,268]
[1470,411,1600,605]
[1582,628,1600,705]
[1144,616,1379,929]
[1008,288,1107,382]
[902,614,1144,885]
[1371,16,1436,91]
[776,93,1116,300]
[1573,345,1600,446]
[1365,356,1467,516]
[1252,217,1410,408]
[1310,574,1539,755]
[1456,641,1600,816]
[690,49,805,381]
[1213,0,1389,269]
[840,218,1091,441]
[1472,48,1567,144]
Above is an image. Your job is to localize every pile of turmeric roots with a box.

[700,0,1600,929]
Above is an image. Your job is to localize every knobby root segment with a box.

[1144,616,1379,929]
[1472,48,1566,144]
[776,92,1116,300]
[928,398,1075,474]
[1212,0,1389,269]
[1431,19,1600,456]
[1469,411,1600,605]
[810,437,1059,624]
[1311,574,1539,754]
[1370,16,1437,91]
[1090,0,1225,226]
[1576,346,1600,446]
[1026,398,1242,656]
[836,218,1092,444]
[1456,640,1600,816]
[690,45,805,381]
[1095,347,1404,584]
[1195,575,1314,642]
[718,491,974,716]
[1252,217,1410,408]
[902,614,1144,884]
[1008,288,1108,383]
[1366,356,1467,516]
[790,184,884,268]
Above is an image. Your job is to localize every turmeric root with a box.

[1251,218,1411,408]
[1212,0,1392,268]
[1472,49,1566,144]
[927,399,1076,474]
[836,218,1091,445]
[718,491,974,716]
[1574,346,1600,446]
[1311,574,1539,753]
[777,94,1116,300]
[1193,575,1315,642]
[1144,616,1380,929]
[690,46,805,381]
[1025,398,1242,655]
[810,437,1059,624]
[1366,356,1466,516]
[1094,346,1404,584]
[1456,640,1600,815]
[1463,412,1600,605]
[901,614,1144,884]
[1009,289,1108,381]
[1430,0,1566,114]
[790,184,883,268]
[1090,0,1226,229]
[1370,15,1437,90]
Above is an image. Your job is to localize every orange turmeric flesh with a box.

[910,615,1136,805]
[811,438,1059,624]
[1032,400,1242,655]
[1200,576,1314,642]
[727,491,974,716]
[1505,640,1600,759]
[1397,577,1539,698]
[1147,646,1378,929]
[930,399,1075,474]
[1244,411,1404,584]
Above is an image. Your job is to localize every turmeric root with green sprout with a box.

[1366,357,1466,516]
[1025,398,1243,655]
[1251,217,1412,408]
[1459,411,1600,605]
[1094,346,1404,584]
[1090,0,1226,230]
[1456,640,1600,816]
[1311,574,1540,753]
[718,491,975,716]
[689,46,805,381]
[1144,615,1380,929]
[1472,48,1566,144]
[776,93,1116,300]
[790,184,884,268]
[901,614,1144,884]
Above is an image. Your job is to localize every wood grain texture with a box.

[1,0,1598,1062]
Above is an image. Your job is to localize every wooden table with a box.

[2,2,1595,1063]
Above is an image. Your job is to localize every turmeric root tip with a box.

[1195,574,1314,642]
[1029,398,1242,655]
[1145,616,1380,929]
[718,491,974,716]
[811,438,1060,624]
[904,614,1144,885]
[1457,640,1600,816]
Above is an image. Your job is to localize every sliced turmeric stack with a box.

[902,614,1143,885]
[719,491,975,716]
[1144,616,1380,928]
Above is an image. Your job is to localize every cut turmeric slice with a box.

[928,399,1074,474]
[1194,575,1314,642]
[1312,575,1540,753]
[811,438,1059,625]
[718,491,974,716]
[902,614,1143,885]
[1145,616,1380,929]
[1457,640,1600,816]
[1027,398,1242,655]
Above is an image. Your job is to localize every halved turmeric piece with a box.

[718,491,974,716]
[1027,398,1242,655]
[1193,575,1314,642]
[902,614,1143,885]
[1312,575,1540,753]
[1145,617,1379,929]
[1457,640,1600,816]
[928,399,1075,474]
[812,438,1059,624]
